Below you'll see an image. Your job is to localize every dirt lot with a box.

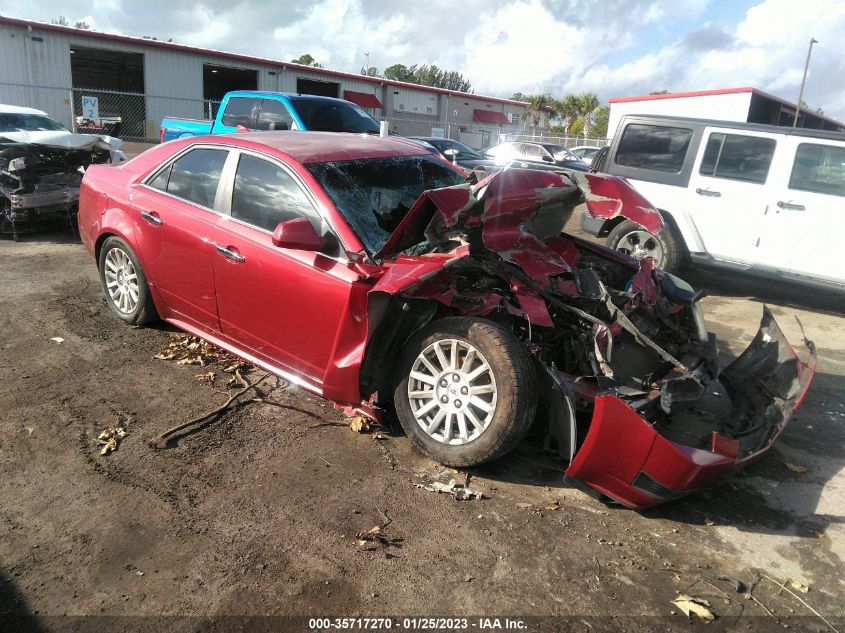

[1,218,843,633]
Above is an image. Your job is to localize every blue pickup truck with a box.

[159,90,381,142]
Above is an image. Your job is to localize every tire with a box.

[98,236,158,325]
[394,317,538,468]
[606,219,683,273]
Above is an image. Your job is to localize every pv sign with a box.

[81,95,99,120]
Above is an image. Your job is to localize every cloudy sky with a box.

[2,0,844,119]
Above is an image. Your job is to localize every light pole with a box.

[793,37,817,128]
[365,52,370,74]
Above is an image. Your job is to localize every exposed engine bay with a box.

[0,134,122,239]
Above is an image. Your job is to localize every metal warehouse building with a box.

[0,15,528,149]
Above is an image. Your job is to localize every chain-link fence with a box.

[386,114,608,151]
[0,81,219,152]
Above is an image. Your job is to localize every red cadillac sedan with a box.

[78,132,815,509]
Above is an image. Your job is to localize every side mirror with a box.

[541,155,554,163]
[271,217,326,251]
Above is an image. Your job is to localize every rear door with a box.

[762,138,845,283]
[686,129,779,264]
[206,150,361,385]
[131,146,229,330]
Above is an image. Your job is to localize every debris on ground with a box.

[415,479,484,500]
[154,335,252,375]
[784,462,810,473]
[350,416,369,432]
[49,337,64,344]
[715,574,747,593]
[195,371,216,385]
[671,594,716,621]
[97,424,127,455]
[355,526,403,551]
[148,371,273,449]
[789,579,810,593]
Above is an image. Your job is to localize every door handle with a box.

[695,188,721,197]
[140,211,163,225]
[777,201,805,211]
[215,244,246,263]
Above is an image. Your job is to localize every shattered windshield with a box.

[0,113,68,133]
[307,155,465,255]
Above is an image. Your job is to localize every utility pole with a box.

[793,37,817,128]
[365,52,370,74]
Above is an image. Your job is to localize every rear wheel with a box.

[607,219,682,273]
[98,236,158,325]
[394,317,537,467]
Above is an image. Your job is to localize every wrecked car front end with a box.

[368,168,816,509]
[0,132,122,238]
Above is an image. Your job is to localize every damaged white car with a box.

[0,104,125,239]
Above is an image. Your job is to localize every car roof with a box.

[226,90,359,105]
[209,130,431,164]
[0,103,48,115]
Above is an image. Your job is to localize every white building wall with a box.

[607,92,753,138]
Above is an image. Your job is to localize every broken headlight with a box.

[8,157,26,172]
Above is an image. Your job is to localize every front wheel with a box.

[98,236,158,325]
[394,317,538,467]
[606,219,682,273]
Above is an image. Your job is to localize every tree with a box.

[51,16,69,26]
[577,92,600,137]
[649,90,669,95]
[555,95,580,137]
[511,92,528,101]
[74,20,90,29]
[383,64,415,82]
[521,94,553,135]
[360,66,379,77]
[291,53,322,68]
[590,106,609,138]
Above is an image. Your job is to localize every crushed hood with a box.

[0,129,122,151]
[374,168,662,261]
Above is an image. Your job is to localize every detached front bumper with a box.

[563,308,817,509]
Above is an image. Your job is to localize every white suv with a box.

[582,115,845,291]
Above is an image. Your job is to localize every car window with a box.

[306,155,465,255]
[615,124,693,173]
[161,148,228,208]
[788,143,845,197]
[521,144,545,160]
[231,154,321,232]
[256,99,293,131]
[699,133,776,184]
[0,113,68,132]
[485,143,517,159]
[220,97,255,128]
[288,97,380,133]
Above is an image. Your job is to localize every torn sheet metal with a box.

[568,170,664,233]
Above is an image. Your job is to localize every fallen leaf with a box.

[195,371,216,384]
[785,462,809,473]
[355,525,402,550]
[790,580,809,593]
[350,417,369,433]
[672,595,715,621]
[96,424,127,455]
[49,337,64,344]
[176,356,205,366]
[544,501,561,511]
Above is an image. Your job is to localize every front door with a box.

[208,151,361,387]
[130,146,230,330]
[686,129,779,265]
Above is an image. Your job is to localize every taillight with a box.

[159,128,165,143]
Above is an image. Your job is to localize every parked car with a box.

[411,136,499,172]
[78,131,815,509]
[582,114,845,290]
[483,141,590,172]
[159,91,380,142]
[1,103,125,239]
[570,145,603,165]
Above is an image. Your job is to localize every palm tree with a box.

[577,93,600,137]
[520,94,552,137]
[556,95,580,137]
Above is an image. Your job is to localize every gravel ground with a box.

[0,218,843,633]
